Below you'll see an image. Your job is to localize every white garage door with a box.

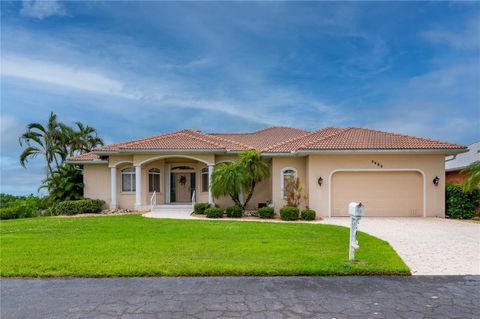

[331,171,423,217]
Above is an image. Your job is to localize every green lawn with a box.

[0,215,409,277]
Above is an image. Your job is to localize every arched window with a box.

[201,167,209,192]
[149,168,161,192]
[121,167,136,192]
[281,167,297,198]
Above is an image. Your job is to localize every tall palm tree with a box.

[19,112,61,176]
[462,161,480,192]
[74,122,104,153]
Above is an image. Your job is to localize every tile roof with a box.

[299,127,466,150]
[67,126,466,162]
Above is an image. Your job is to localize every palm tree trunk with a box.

[242,181,256,209]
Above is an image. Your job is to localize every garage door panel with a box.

[331,171,423,217]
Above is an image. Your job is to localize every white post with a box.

[208,164,214,204]
[165,164,171,203]
[135,165,142,210]
[110,166,117,209]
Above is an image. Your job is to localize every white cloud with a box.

[422,17,480,50]
[20,0,66,19]
[1,55,139,99]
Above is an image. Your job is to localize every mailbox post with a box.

[348,202,364,261]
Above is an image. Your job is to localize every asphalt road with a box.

[1,276,478,319]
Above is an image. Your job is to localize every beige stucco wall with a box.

[306,154,446,217]
[272,156,308,211]
[83,164,110,206]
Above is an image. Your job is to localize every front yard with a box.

[0,215,409,277]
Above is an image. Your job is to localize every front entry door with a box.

[175,173,191,202]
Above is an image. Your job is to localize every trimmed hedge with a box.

[301,209,316,221]
[258,207,275,219]
[446,184,480,219]
[205,207,224,218]
[225,205,243,218]
[194,203,211,214]
[280,206,299,221]
[50,199,105,216]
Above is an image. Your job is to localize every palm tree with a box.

[74,122,104,153]
[461,161,480,192]
[211,162,244,206]
[211,151,271,209]
[19,112,62,176]
[238,150,271,209]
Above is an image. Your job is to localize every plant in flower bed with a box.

[301,208,316,221]
[258,207,275,219]
[280,206,299,221]
[49,199,105,216]
[445,184,480,219]
[194,203,211,214]
[205,207,224,218]
[225,205,243,218]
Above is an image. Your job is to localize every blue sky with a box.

[1,1,479,195]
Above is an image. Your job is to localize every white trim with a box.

[109,160,134,168]
[165,164,171,203]
[110,167,117,209]
[208,164,214,204]
[148,168,161,193]
[280,167,297,198]
[328,168,427,218]
[136,155,212,166]
[135,165,142,209]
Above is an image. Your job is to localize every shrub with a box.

[280,206,299,221]
[51,199,105,216]
[194,203,211,214]
[301,209,316,221]
[205,207,224,218]
[225,205,243,218]
[446,184,480,219]
[0,195,40,220]
[258,207,275,219]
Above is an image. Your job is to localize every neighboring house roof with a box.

[445,141,480,171]
[67,126,466,162]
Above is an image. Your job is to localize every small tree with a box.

[40,164,84,203]
[211,150,270,209]
[283,177,307,208]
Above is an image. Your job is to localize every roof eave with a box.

[65,160,108,164]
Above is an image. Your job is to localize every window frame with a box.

[201,167,209,193]
[148,168,161,193]
[121,167,136,193]
[281,167,297,198]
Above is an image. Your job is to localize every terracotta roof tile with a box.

[211,127,309,150]
[67,126,466,162]
[67,152,101,161]
[300,127,466,150]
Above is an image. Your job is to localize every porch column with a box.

[165,164,171,203]
[135,165,142,210]
[110,166,117,209]
[208,164,214,204]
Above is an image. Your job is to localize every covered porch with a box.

[108,154,215,211]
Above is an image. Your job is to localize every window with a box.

[281,168,297,198]
[148,168,161,192]
[201,167,209,192]
[121,167,136,192]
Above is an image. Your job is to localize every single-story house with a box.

[67,127,466,218]
[445,141,479,184]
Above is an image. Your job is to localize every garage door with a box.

[331,171,423,217]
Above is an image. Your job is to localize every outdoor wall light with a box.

[433,176,440,186]
[318,177,323,187]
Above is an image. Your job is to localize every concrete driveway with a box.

[321,217,480,276]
